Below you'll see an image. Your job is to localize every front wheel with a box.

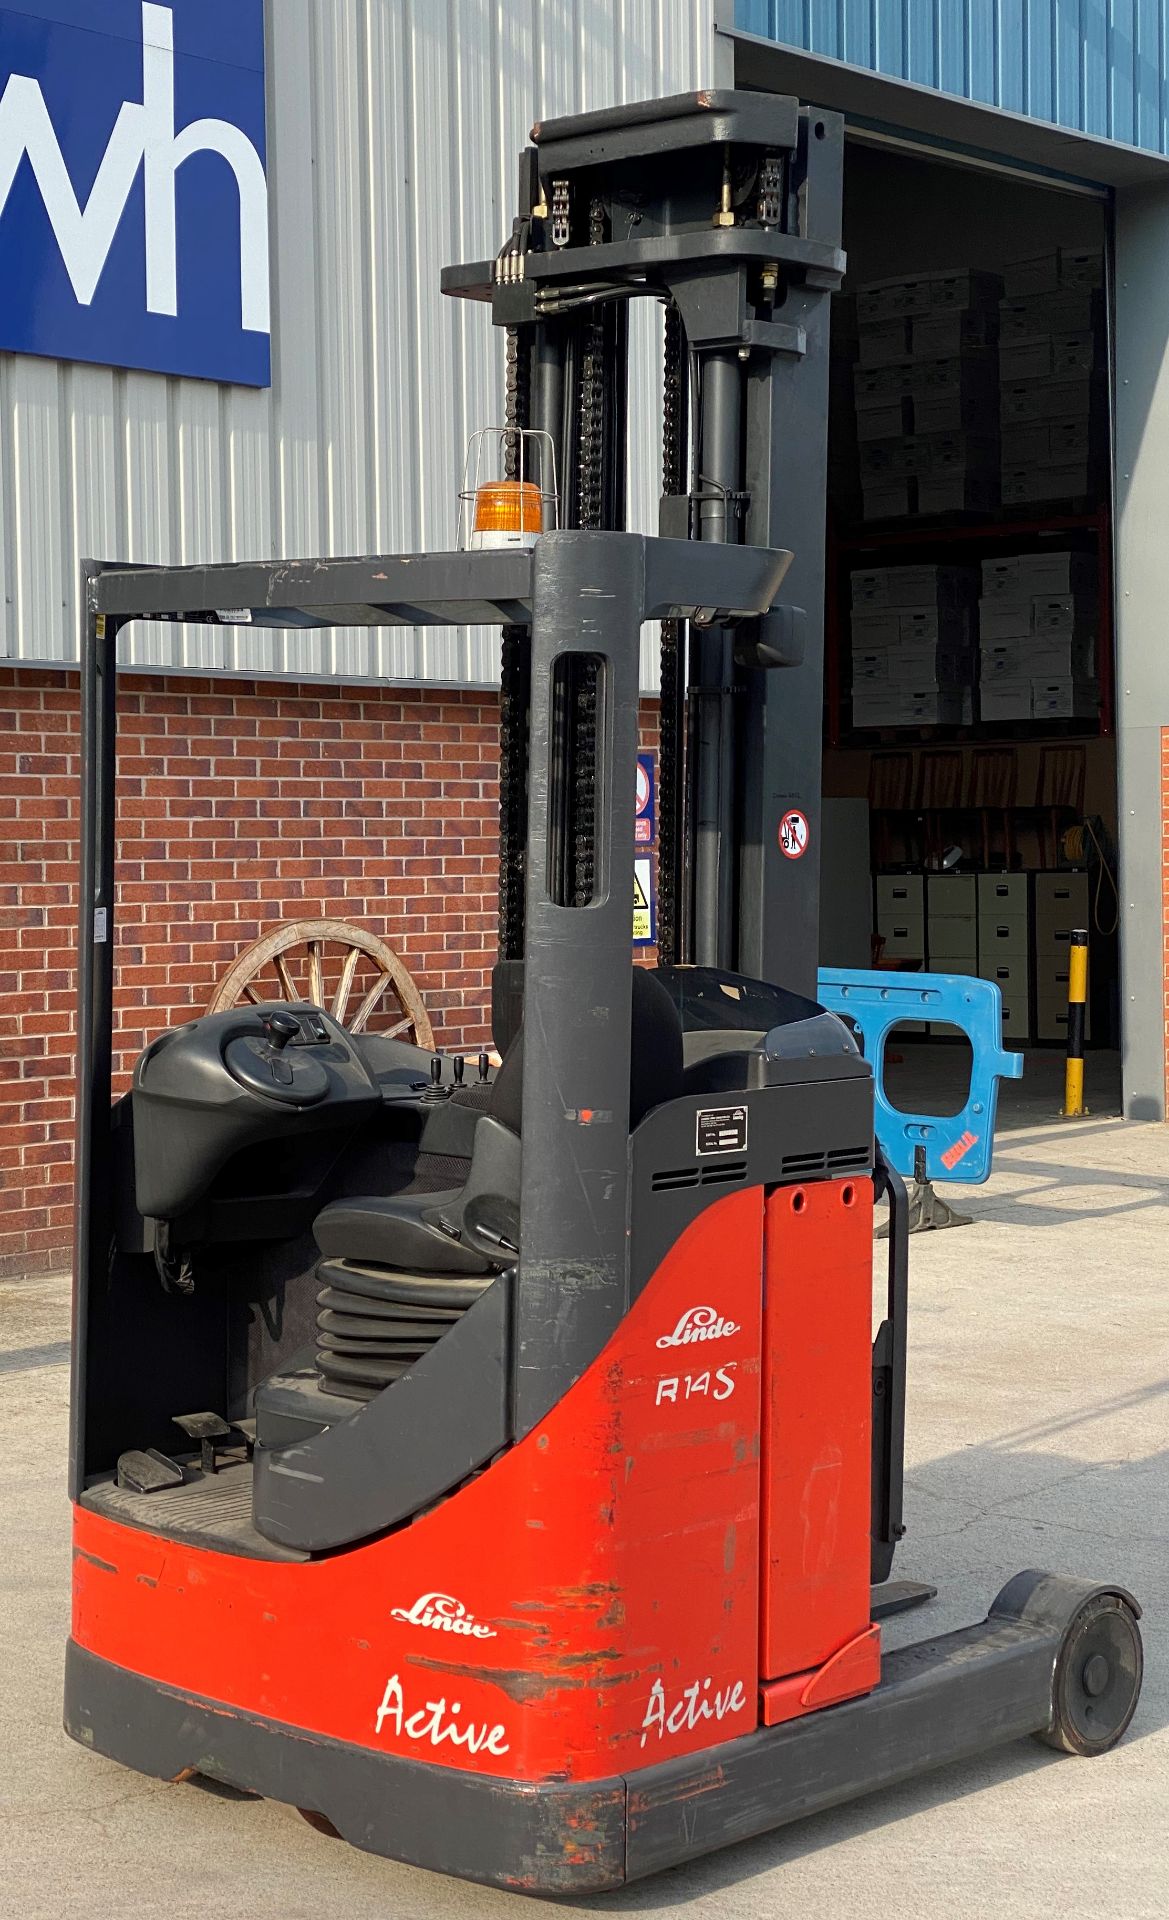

[297,1807,342,1839]
[1036,1592,1143,1756]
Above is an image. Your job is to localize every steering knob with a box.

[265,1010,300,1053]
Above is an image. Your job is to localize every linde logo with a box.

[0,0,270,385]
[656,1306,740,1350]
[390,1593,497,1639]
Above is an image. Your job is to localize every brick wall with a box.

[1,667,660,1277]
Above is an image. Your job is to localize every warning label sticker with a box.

[633,855,655,946]
[696,1106,749,1156]
[778,809,810,860]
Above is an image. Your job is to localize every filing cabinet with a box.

[1035,872,1090,1042]
[870,869,1094,1047]
[977,954,1031,1041]
[977,872,1028,921]
[874,874,925,1030]
[1035,871,1090,949]
[875,874,925,965]
[975,870,1031,1038]
[927,873,977,918]
[926,875,977,961]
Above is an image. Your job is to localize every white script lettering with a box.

[390,1592,496,1638]
[656,1305,740,1350]
[374,1674,509,1756]
[640,1675,749,1748]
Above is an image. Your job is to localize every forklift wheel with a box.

[1036,1592,1143,1757]
[297,1808,342,1840]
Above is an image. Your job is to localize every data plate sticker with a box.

[696,1106,748,1156]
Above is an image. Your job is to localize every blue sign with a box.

[635,752,656,846]
[0,1,270,385]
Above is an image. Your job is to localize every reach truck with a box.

[66,90,1142,1894]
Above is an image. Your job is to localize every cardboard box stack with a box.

[851,563,977,728]
[977,549,1099,723]
[999,248,1106,507]
[852,270,1002,522]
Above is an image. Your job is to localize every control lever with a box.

[265,1010,301,1051]
[479,1053,490,1082]
[421,1054,448,1103]
[453,1056,465,1086]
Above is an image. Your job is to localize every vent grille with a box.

[828,1145,870,1169]
[651,1160,748,1192]
[780,1150,828,1177]
[652,1152,868,1192]
[779,1145,869,1180]
[701,1159,747,1185]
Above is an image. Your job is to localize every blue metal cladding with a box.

[735,2,1169,156]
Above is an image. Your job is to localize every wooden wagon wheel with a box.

[206,918,435,1049]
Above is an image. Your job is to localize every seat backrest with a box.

[487,965,684,1137]
[487,1026,524,1134]
[628,965,685,1125]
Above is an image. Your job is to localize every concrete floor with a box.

[3,1105,1166,1918]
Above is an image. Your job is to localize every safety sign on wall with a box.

[635,753,656,844]
[633,753,656,947]
[633,856,655,946]
[779,808,810,861]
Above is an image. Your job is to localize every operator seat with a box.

[305,967,684,1402]
[314,1033,524,1278]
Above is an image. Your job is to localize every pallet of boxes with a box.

[852,269,1002,522]
[978,550,1099,726]
[999,247,1105,511]
[851,564,978,732]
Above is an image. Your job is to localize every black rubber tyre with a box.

[1036,1592,1143,1756]
[298,1807,342,1840]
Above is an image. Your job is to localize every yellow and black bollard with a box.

[1062,928,1089,1118]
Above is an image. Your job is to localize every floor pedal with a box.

[116,1448,185,1494]
[173,1410,235,1474]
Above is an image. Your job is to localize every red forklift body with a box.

[65,88,1142,1895]
[73,1182,875,1787]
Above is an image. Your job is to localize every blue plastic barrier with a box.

[816,970,1024,1186]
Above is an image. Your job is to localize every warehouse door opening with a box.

[815,136,1121,1128]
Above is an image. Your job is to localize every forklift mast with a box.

[63,91,1142,1897]
[442,89,842,994]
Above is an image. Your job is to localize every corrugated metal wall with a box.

[0,0,714,685]
[735,1,1169,154]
